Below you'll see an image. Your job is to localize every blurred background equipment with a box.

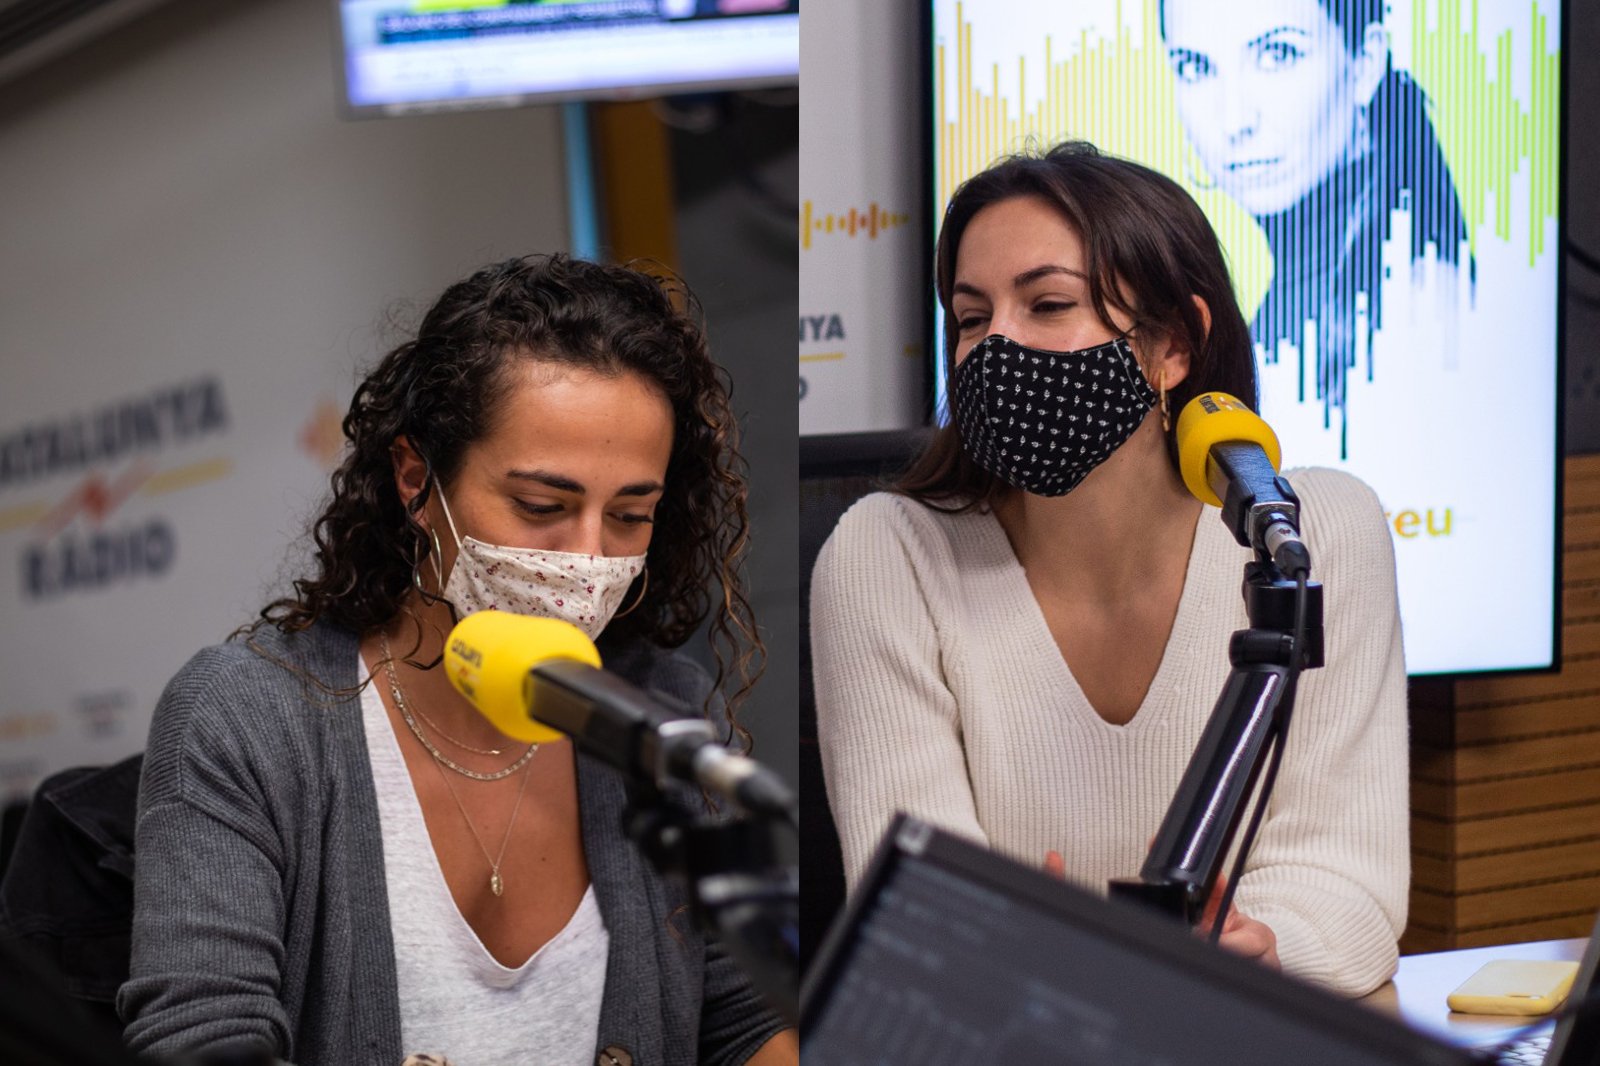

[333,0,797,117]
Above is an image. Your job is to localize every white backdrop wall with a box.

[796,0,926,435]
[0,0,570,803]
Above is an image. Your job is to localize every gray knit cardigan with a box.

[117,620,784,1065]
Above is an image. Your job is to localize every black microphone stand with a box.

[1108,555,1324,924]
[623,785,800,1024]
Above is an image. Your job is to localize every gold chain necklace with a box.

[380,634,537,781]
[427,743,536,898]
[380,634,502,755]
[382,633,502,752]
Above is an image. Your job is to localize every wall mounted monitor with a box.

[928,0,1565,676]
[337,0,798,117]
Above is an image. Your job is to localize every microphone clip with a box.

[1209,443,1312,579]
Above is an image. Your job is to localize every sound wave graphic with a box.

[1412,0,1561,263]
[935,0,1557,261]
[801,201,911,252]
[933,0,1560,454]
[935,0,1271,311]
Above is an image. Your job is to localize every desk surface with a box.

[1362,938,1589,1050]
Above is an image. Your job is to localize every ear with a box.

[1150,294,1209,391]
[391,436,431,522]
[1352,23,1388,105]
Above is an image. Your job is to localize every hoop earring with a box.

[1158,370,1171,433]
[413,523,445,598]
[613,570,650,619]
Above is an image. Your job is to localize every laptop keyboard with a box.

[1494,1033,1551,1065]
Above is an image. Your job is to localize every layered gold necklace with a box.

[379,634,538,898]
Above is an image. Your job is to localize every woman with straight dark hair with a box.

[1160,0,1470,454]
[811,143,1408,996]
[119,255,797,1066]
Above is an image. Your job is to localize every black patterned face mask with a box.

[950,333,1159,497]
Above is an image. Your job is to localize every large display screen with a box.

[337,0,799,116]
[930,0,1563,676]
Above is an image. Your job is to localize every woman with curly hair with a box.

[118,255,797,1066]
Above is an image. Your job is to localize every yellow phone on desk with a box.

[1447,959,1581,1016]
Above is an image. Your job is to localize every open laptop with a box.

[1486,910,1600,1066]
[802,815,1484,1066]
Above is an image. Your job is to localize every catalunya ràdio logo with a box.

[0,378,231,600]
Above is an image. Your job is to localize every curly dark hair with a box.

[257,254,761,735]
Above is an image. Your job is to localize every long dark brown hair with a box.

[255,254,761,736]
[900,141,1258,511]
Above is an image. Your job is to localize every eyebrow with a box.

[1249,25,1311,47]
[505,469,663,497]
[952,264,1087,299]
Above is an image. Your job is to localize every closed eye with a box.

[611,512,655,525]
[514,499,563,517]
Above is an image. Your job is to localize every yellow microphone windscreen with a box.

[443,611,602,744]
[1175,392,1282,508]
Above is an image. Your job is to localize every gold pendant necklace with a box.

[428,747,536,898]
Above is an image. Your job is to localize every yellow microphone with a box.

[444,610,795,819]
[1175,392,1309,578]
[444,613,598,744]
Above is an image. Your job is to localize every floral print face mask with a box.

[436,490,645,640]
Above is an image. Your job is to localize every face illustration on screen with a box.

[929,0,1560,674]
[1161,0,1386,215]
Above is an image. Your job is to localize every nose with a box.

[1223,90,1259,144]
[562,509,607,557]
[988,303,1027,343]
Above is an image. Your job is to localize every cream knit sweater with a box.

[811,467,1409,997]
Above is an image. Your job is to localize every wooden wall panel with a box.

[1403,455,1600,954]
[1415,802,1600,855]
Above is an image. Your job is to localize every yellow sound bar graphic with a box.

[936,0,1560,267]
[412,0,510,11]
[801,201,912,252]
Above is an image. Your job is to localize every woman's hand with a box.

[1196,872,1280,970]
[1043,848,1279,971]
[747,1029,799,1065]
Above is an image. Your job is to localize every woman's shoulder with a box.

[159,621,360,712]
[1282,466,1385,526]
[142,622,361,794]
[1282,466,1395,567]
[1284,466,1380,506]
[823,490,983,559]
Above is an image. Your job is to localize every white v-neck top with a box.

[811,468,1409,997]
[361,671,608,1065]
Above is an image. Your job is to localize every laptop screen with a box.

[1546,912,1600,1066]
[803,817,1472,1066]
